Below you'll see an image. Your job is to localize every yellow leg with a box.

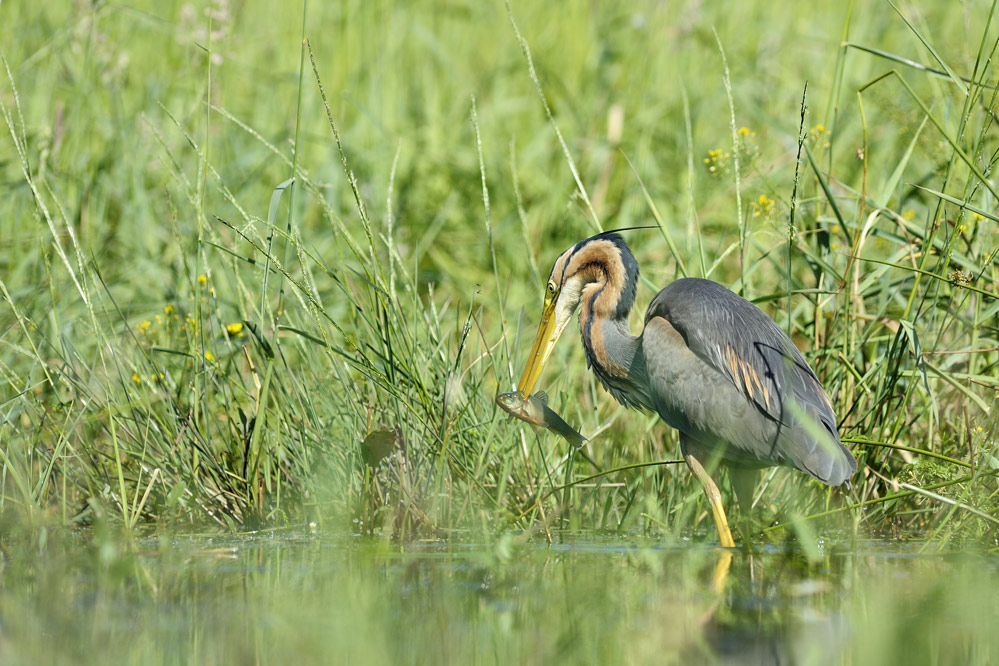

[684,452,736,549]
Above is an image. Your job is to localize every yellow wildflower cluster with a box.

[703,148,730,176]
[226,322,244,337]
[131,371,165,385]
[735,126,760,166]
[136,305,184,341]
[752,194,775,218]
[705,126,760,177]
[961,212,985,236]
[809,124,831,147]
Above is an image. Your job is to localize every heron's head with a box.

[517,232,638,396]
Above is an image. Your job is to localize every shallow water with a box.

[1,527,997,665]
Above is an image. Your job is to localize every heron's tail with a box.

[785,406,857,486]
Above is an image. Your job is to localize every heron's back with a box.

[642,278,856,486]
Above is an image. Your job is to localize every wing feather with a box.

[643,278,856,485]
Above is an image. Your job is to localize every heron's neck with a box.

[581,315,633,375]
[581,314,650,410]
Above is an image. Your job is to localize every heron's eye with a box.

[546,282,556,294]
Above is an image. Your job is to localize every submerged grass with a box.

[0,1,997,547]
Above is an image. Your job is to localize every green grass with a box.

[1,0,997,545]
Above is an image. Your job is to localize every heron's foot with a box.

[684,452,736,549]
[709,500,736,549]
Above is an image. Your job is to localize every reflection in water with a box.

[640,545,850,665]
[688,547,847,666]
[0,529,996,664]
[696,612,847,666]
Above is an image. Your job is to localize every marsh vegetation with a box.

[2,0,998,662]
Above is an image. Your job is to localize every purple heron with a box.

[515,231,856,546]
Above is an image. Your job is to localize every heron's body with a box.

[515,232,856,546]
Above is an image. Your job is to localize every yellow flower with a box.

[809,124,830,143]
[164,305,175,315]
[205,351,215,362]
[752,194,774,218]
[198,275,208,286]
[132,373,141,384]
[226,322,243,335]
[138,320,152,334]
[738,126,750,137]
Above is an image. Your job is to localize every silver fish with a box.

[496,390,586,449]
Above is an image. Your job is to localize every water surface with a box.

[1,528,996,665]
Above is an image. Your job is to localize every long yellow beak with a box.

[517,294,562,397]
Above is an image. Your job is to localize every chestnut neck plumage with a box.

[571,235,651,411]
